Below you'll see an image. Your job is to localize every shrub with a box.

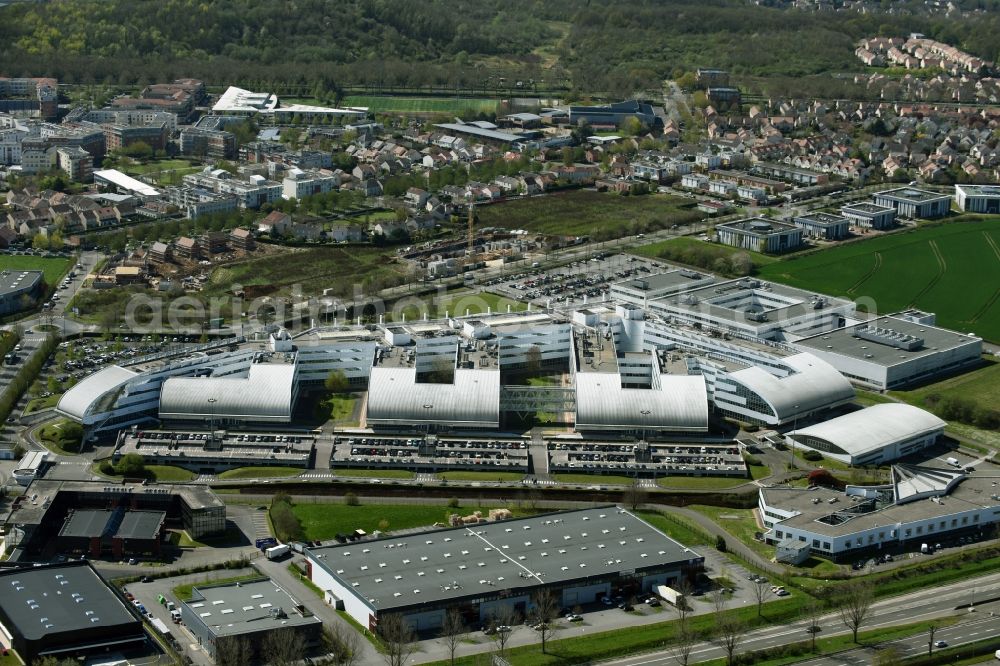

[802,450,823,462]
[344,492,359,506]
[715,535,728,552]
[269,495,304,543]
[743,455,764,466]
[447,497,460,508]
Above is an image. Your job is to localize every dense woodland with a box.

[1,0,1000,95]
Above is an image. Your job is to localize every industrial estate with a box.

[1,3,1000,666]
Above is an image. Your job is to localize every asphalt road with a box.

[600,572,1000,666]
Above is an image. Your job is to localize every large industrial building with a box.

[180,577,322,661]
[0,562,145,662]
[305,507,703,632]
[760,464,1000,561]
[954,183,1000,213]
[873,187,952,219]
[786,403,946,466]
[2,480,225,560]
[793,314,982,390]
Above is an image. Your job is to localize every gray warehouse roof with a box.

[307,506,702,613]
[0,562,140,641]
[366,367,500,428]
[794,315,982,366]
[789,404,946,459]
[183,578,320,637]
[59,509,166,540]
[0,270,42,297]
[575,372,708,431]
[159,361,295,422]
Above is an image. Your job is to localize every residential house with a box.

[258,211,291,236]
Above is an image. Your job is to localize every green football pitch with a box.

[758,217,1000,341]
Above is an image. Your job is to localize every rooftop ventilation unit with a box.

[854,325,924,351]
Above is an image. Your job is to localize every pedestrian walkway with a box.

[299,472,335,479]
[195,474,215,483]
[415,472,437,482]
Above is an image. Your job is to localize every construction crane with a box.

[466,202,476,258]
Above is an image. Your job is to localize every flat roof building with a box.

[0,562,145,662]
[57,508,166,559]
[792,212,850,240]
[840,201,896,229]
[305,506,703,632]
[180,577,322,661]
[93,169,160,198]
[716,217,803,254]
[608,269,715,309]
[0,269,43,316]
[787,403,946,465]
[954,183,1000,213]
[793,315,982,390]
[759,464,1000,561]
[873,187,951,219]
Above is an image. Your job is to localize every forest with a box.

[1,0,999,95]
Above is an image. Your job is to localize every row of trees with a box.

[0,333,56,426]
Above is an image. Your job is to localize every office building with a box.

[873,187,951,219]
[716,217,803,254]
[954,184,1000,213]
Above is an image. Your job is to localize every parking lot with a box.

[548,440,747,477]
[484,254,666,311]
[332,435,530,473]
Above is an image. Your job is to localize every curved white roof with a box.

[575,373,708,432]
[728,352,854,420]
[790,403,946,458]
[366,367,500,428]
[159,363,295,422]
[57,365,138,420]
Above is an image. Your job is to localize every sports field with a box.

[0,255,72,286]
[340,95,498,114]
[758,217,1000,341]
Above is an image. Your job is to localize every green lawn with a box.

[636,509,713,546]
[291,502,521,541]
[0,255,72,287]
[689,505,772,559]
[476,190,702,239]
[119,158,198,176]
[438,470,526,482]
[656,475,751,490]
[24,393,61,414]
[37,420,81,454]
[217,466,303,479]
[391,289,527,321]
[318,393,359,423]
[757,217,1000,341]
[632,235,780,268]
[145,465,197,482]
[172,573,265,602]
[853,390,897,407]
[333,468,415,479]
[890,356,1000,418]
[340,95,498,114]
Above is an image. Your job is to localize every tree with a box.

[378,614,416,666]
[873,645,903,666]
[115,452,145,475]
[712,608,746,666]
[529,589,559,654]
[214,635,253,666]
[325,369,350,393]
[441,608,466,666]
[487,604,520,658]
[622,477,647,511]
[715,535,727,552]
[749,577,774,617]
[326,622,362,666]
[838,580,874,643]
[805,599,822,652]
[671,581,696,666]
[261,627,307,666]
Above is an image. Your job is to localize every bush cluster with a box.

[925,393,1000,430]
[270,494,305,543]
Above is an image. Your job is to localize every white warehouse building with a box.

[786,403,946,466]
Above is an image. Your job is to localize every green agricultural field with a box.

[205,246,405,298]
[341,95,498,114]
[476,190,702,239]
[0,255,72,287]
[757,217,1000,341]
